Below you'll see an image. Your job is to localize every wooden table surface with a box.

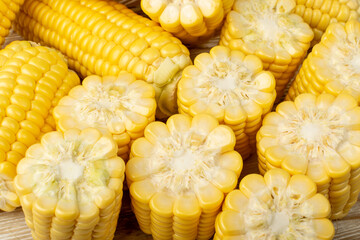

[1,0,360,239]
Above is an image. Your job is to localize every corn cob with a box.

[14,128,125,240]
[257,93,360,219]
[53,74,157,161]
[215,169,335,240]
[287,20,360,102]
[126,114,243,240]
[177,46,276,159]
[0,0,25,47]
[15,0,192,118]
[294,0,358,44]
[220,0,314,100]
[0,41,79,212]
[141,0,234,44]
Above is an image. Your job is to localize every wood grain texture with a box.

[0,0,360,239]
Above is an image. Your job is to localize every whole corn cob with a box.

[141,0,234,44]
[177,46,276,159]
[287,20,360,102]
[14,128,125,240]
[215,169,335,240]
[0,41,79,212]
[294,0,358,44]
[126,114,243,240]
[0,0,25,47]
[53,74,157,161]
[257,93,360,219]
[220,0,314,100]
[15,0,192,118]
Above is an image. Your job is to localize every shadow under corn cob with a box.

[14,0,192,118]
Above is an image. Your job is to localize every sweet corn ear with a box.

[257,93,360,219]
[127,114,243,239]
[215,169,334,239]
[15,128,125,240]
[0,41,79,212]
[0,0,25,47]
[15,0,192,118]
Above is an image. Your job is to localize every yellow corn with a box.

[287,20,360,102]
[14,128,125,240]
[14,0,192,118]
[220,0,314,100]
[0,0,25,47]
[215,169,335,240]
[177,46,276,159]
[53,74,157,161]
[0,41,79,212]
[141,0,234,44]
[257,93,360,219]
[294,0,358,44]
[126,114,243,240]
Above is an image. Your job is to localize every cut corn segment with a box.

[215,169,334,239]
[127,114,243,239]
[141,0,234,44]
[53,74,156,161]
[287,20,360,103]
[0,0,25,46]
[0,41,79,212]
[15,0,192,118]
[15,128,125,239]
[178,46,276,159]
[220,0,313,100]
[257,93,360,219]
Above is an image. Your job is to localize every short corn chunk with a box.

[287,20,360,102]
[0,41,79,212]
[220,0,314,100]
[15,0,192,118]
[215,169,335,240]
[0,0,25,46]
[294,0,358,44]
[177,46,276,159]
[14,128,125,240]
[53,74,156,161]
[126,114,243,240]
[257,93,360,219]
[141,0,234,44]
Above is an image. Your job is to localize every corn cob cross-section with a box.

[257,93,360,219]
[287,20,360,102]
[141,0,234,44]
[215,169,335,240]
[0,41,79,212]
[53,74,156,161]
[178,46,276,159]
[15,0,192,118]
[0,0,25,46]
[220,0,314,100]
[14,128,125,240]
[126,114,243,240]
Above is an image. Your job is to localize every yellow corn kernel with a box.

[215,169,334,239]
[257,93,360,219]
[127,114,243,239]
[0,41,80,212]
[15,0,191,118]
[178,46,276,159]
[15,128,125,240]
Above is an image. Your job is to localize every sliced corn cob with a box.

[294,0,358,44]
[15,0,192,118]
[177,46,276,159]
[257,93,360,219]
[220,0,314,100]
[215,169,335,240]
[14,128,125,240]
[126,114,243,240]
[0,0,25,47]
[53,74,156,161]
[141,0,234,44]
[0,41,79,212]
[287,20,360,102]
